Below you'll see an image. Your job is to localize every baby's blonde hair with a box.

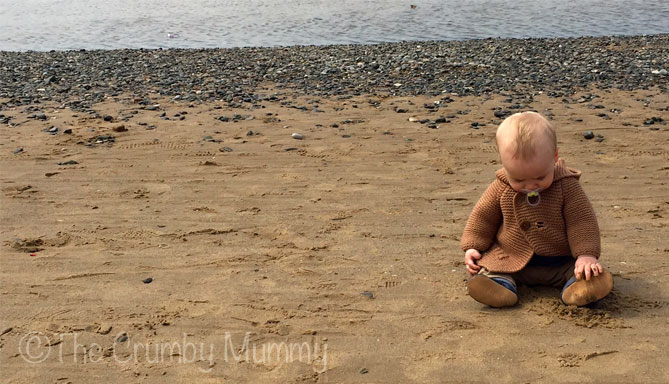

[496,111,557,160]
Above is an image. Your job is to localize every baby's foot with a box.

[561,270,613,306]
[467,275,518,307]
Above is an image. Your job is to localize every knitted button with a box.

[520,221,531,231]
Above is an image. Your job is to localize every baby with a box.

[461,111,613,307]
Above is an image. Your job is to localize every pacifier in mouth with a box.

[521,188,543,207]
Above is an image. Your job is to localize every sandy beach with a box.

[1,36,668,383]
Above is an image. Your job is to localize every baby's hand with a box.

[574,255,604,280]
[464,249,482,275]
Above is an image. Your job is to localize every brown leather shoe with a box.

[561,270,613,306]
[467,274,518,308]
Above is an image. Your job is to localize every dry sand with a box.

[1,86,668,383]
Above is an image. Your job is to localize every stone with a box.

[644,117,664,125]
[97,324,112,335]
[583,131,595,139]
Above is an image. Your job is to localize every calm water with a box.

[0,0,667,51]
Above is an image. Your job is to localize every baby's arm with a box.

[562,177,602,280]
[461,180,504,273]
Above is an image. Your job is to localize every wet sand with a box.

[1,86,668,382]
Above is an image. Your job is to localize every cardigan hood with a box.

[494,158,581,186]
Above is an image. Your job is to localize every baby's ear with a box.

[553,149,559,162]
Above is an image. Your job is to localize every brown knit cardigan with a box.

[460,159,600,273]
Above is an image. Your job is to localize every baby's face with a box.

[500,143,557,193]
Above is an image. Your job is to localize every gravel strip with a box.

[1,35,667,109]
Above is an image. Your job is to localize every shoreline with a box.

[1,34,667,110]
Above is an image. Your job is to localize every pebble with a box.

[284,147,298,151]
[63,128,72,134]
[112,125,127,132]
[644,117,664,126]
[494,109,512,119]
[583,131,595,139]
[360,291,374,299]
[58,160,79,165]
[97,324,112,335]
[13,147,23,154]
[220,146,233,152]
[291,133,303,140]
[103,115,113,122]
[92,135,115,144]
[117,334,128,343]
[143,277,153,284]
[360,368,369,374]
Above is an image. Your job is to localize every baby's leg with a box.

[561,268,613,306]
[512,257,612,306]
[513,258,575,288]
[467,268,518,307]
